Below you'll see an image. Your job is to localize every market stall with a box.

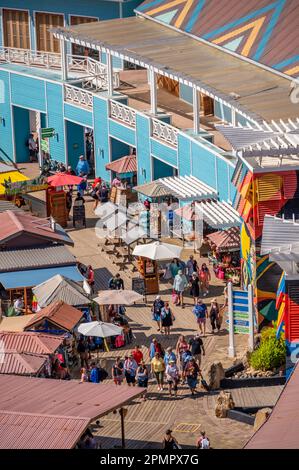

[207,227,241,285]
[106,155,137,188]
[47,172,83,228]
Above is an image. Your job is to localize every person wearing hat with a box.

[76,155,90,177]
[136,360,148,400]
[165,358,180,397]
[188,333,205,368]
[173,269,188,308]
[209,298,220,334]
[151,295,164,332]
[164,347,177,366]
[193,299,208,336]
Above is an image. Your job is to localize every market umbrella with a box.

[78,320,123,352]
[132,241,182,260]
[47,172,83,187]
[94,289,144,306]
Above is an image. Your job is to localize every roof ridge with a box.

[0,409,90,420]
[6,210,24,232]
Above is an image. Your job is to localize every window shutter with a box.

[256,174,282,202]
[287,284,299,342]
[3,9,30,49]
[257,200,281,226]
[283,172,298,199]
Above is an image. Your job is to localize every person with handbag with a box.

[184,357,203,396]
[165,359,180,397]
[151,295,164,332]
[173,269,188,308]
[209,298,220,334]
[161,302,175,336]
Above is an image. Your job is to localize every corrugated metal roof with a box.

[207,227,240,251]
[261,215,299,255]
[0,332,63,355]
[32,274,90,308]
[0,245,76,272]
[245,362,299,449]
[0,375,145,420]
[0,210,74,246]
[106,155,137,174]
[0,352,46,376]
[0,412,89,449]
[24,300,83,332]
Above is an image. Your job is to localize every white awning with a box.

[195,200,241,229]
[159,175,217,200]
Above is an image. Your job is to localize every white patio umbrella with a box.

[94,289,144,306]
[132,241,182,260]
[78,321,123,352]
[78,321,123,337]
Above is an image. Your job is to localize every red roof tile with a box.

[106,155,137,174]
[207,227,240,252]
[0,210,73,246]
[24,301,83,332]
[0,332,63,355]
[0,412,89,449]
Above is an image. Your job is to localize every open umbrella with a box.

[132,241,182,260]
[78,320,123,352]
[47,172,83,187]
[94,289,144,306]
[78,321,123,337]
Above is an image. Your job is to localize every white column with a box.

[60,39,68,81]
[248,284,255,351]
[232,107,236,127]
[193,87,200,133]
[228,282,236,358]
[107,51,114,96]
[149,67,157,115]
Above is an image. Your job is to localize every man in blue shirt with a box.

[76,155,90,176]
[192,299,208,336]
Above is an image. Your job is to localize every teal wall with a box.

[179,83,193,104]
[111,138,131,161]
[0,70,13,163]
[45,82,65,163]
[64,103,93,128]
[153,157,174,180]
[13,106,30,163]
[214,101,232,123]
[10,75,46,112]
[136,113,151,185]
[65,120,85,169]
[93,95,110,181]
[178,134,191,176]
[109,119,136,147]
[191,141,217,190]
[151,139,177,168]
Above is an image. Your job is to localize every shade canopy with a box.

[94,289,143,306]
[133,181,173,199]
[32,274,90,308]
[0,265,84,289]
[132,241,182,260]
[207,227,240,252]
[78,321,123,338]
[47,173,83,187]
[105,155,137,174]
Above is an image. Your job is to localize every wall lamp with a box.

[0,116,5,126]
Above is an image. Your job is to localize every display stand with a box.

[47,188,68,227]
[136,257,159,294]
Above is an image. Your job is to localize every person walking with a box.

[173,269,188,308]
[161,302,175,336]
[190,272,200,305]
[149,338,164,360]
[209,298,220,334]
[184,357,202,396]
[86,265,95,294]
[196,431,210,449]
[112,357,124,385]
[186,255,198,281]
[151,352,165,391]
[76,155,89,176]
[151,295,164,332]
[198,263,211,297]
[188,333,205,368]
[77,338,89,369]
[165,359,180,397]
[175,335,189,370]
[164,347,177,366]
[193,299,208,336]
[137,360,148,400]
[124,354,138,386]
[169,258,181,279]
[162,430,180,450]
[108,273,124,290]
[132,345,143,365]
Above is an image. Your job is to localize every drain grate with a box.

[173,423,201,433]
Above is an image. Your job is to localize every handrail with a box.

[151,118,178,147]
[109,99,136,128]
[64,84,93,109]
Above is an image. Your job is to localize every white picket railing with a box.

[110,100,136,128]
[0,46,120,90]
[64,84,93,109]
[152,118,178,147]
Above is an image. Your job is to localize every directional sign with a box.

[41,127,55,139]
[41,138,49,153]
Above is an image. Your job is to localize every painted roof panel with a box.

[0,332,63,355]
[24,300,83,332]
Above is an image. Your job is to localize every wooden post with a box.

[107,51,114,97]
[248,284,255,351]
[24,288,28,314]
[228,282,235,358]
[149,67,157,115]
[103,337,110,352]
[120,408,125,449]
[193,87,200,134]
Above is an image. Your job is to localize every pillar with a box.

[149,67,157,115]
[61,39,68,81]
[107,51,114,96]
[193,87,200,133]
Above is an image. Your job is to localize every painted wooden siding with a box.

[191,141,217,190]
[93,96,110,181]
[109,119,136,147]
[45,82,66,163]
[179,83,193,104]
[64,103,93,129]
[136,114,150,185]
[111,138,130,161]
[151,139,177,168]
[217,158,230,201]
[0,70,13,163]
[10,74,46,112]
[178,134,191,176]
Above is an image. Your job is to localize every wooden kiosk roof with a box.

[54,16,298,123]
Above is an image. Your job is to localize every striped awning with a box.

[195,200,241,229]
[159,175,217,200]
[105,155,137,174]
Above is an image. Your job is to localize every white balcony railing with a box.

[0,46,120,91]
[152,118,178,147]
[64,84,93,109]
[110,100,136,128]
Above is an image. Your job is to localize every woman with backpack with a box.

[161,302,175,336]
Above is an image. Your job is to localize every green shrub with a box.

[249,327,286,371]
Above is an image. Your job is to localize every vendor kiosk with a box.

[136,257,159,294]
